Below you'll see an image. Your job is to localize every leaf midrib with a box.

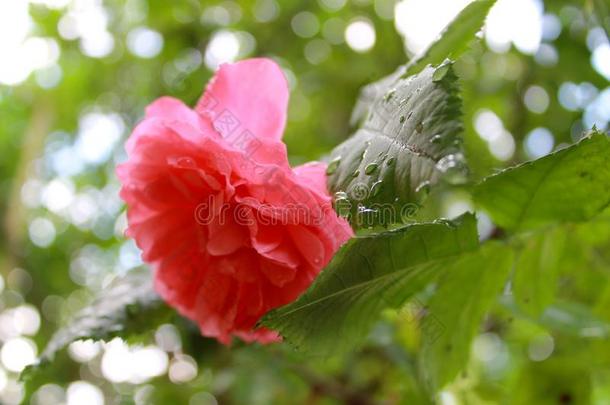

[265,244,475,321]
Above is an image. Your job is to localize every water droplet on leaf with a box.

[370,181,383,197]
[365,163,378,174]
[432,62,451,82]
[384,89,396,102]
[430,135,443,144]
[415,181,431,198]
[435,154,469,185]
[326,157,341,175]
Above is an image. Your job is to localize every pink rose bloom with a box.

[117,58,353,344]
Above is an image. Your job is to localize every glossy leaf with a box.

[260,214,478,356]
[350,0,496,125]
[329,64,465,229]
[512,227,568,316]
[420,242,514,389]
[473,132,610,231]
[31,270,171,368]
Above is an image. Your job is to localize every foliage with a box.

[1,0,610,404]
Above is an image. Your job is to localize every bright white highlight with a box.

[394,0,471,55]
[127,27,164,59]
[204,30,240,70]
[29,218,57,248]
[66,381,104,405]
[101,339,168,384]
[485,0,543,54]
[1,337,37,372]
[524,127,554,159]
[473,109,515,161]
[345,19,376,53]
[75,112,124,165]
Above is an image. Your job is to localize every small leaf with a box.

[512,227,568,316]
[473,131,610,231]
[25,269,171,376]
[329,65,464,229]
[420,242,514,390]
[350,0,496,126]
[260,213,478,356]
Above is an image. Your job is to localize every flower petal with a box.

[196,58,289,142]
[292,161,332,201]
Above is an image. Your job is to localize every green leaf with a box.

[260,213,479,356]
[473,131,610,231]
[420,242,514,390]
[350,0,496,125]
[25,270,171,374]
[512,227,568,316]
[329,64,465,229]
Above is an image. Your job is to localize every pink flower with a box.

[117,58,353,344]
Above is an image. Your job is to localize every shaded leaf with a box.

[350,0,496,125]
[473,131,610,231]
[25,269,171,376]
[513,227,568,316]
[420,242,514,389]
[329,64,465,229]
[260,214,478,356]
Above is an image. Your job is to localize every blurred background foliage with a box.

[0,0,609,404]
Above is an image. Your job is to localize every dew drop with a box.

[436,218,457,229]
[386,157,395,166]
[357,204,379,229]
[169,156,197,168]
[352,170,360,178]
[370,181,383,197]
[430,135,443,144]
[432,62,451,82]
[384,89,396,102]
[415,122,424,133]
[435,154,469,185]
[326,157,341,175]
[415,181,431,198]
[400,115,406,123]
[365,163,378,175]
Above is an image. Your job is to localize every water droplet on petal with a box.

[352,170,360,178]
[169,156,197,168]
[386,157,395,166]
[400,115,406,123]
[415,122,424,133]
